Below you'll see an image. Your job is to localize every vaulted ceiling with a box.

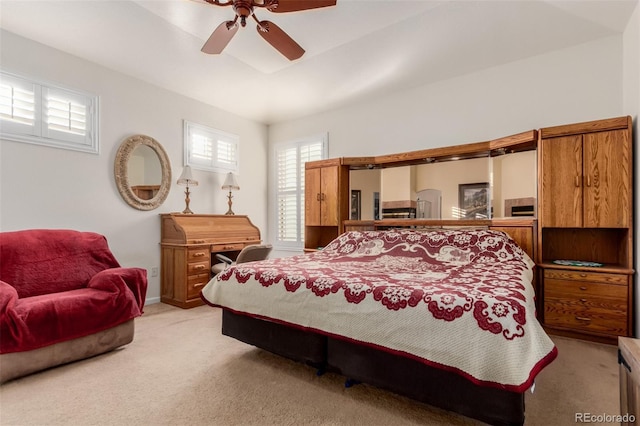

[1,0,637,124]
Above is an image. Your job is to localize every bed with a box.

[200,228,557,425]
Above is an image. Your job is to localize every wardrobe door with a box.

[539,135,582,228]
[582,129,631,228]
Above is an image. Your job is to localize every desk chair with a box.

[211,244,273,275]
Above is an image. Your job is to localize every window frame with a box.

[183,120,239,173]
[272,133,328,251]
[0,70,99,154]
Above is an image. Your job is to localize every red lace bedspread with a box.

[201,229,557,392]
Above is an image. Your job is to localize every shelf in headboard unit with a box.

[343,218,537,261]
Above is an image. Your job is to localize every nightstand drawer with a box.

[544,298,627,335]
[544,269,627,285]
[545,279,627,300]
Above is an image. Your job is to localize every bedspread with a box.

[201,229,557,391]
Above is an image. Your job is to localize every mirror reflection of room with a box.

[128,145,162,200]
[348,149,537,221]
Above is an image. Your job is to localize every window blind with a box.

[0,71,98,154]
[184,120,239,173]
[274,134,327,248]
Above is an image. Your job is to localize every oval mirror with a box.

[114,134,171,211]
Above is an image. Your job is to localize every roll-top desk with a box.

[160,214,261,308]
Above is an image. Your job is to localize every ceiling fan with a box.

[200,0,337,60]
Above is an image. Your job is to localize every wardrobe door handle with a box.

[575,316,591,322]
[586,175,591,187]
[575,175,580,187]
[317,193,321,201]
[321,193,326,201]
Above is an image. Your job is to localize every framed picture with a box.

[351,190,361,220]
[458,182,489,219]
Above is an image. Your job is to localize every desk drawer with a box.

[188,261,209,275]
[211,243,246,252]
[188,248,209,261]
[187,273,209,299]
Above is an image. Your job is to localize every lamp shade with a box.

[221,172,239,191]
[177,165,198,186]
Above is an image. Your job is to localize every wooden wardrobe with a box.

[537,116,634,343]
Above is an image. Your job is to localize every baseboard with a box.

[145,296,161,305]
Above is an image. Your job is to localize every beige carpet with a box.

[0,303,620,426]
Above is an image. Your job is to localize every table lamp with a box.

[177,165,198,214]
[222,172,239,215]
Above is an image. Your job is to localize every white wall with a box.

[0,30,269,304]
[269,36,624,156]
[623,3,640,334]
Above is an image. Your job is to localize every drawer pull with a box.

[193,252,206,257]
[575,316,591,322]
[580,298,588,303]
[579,274,587,278]
[579,286,587,291]
[193,239,206,244]
[193,283,206,288]
[194,265,206,270]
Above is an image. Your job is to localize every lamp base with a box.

[182,187,194,214]
[225,191,235,215]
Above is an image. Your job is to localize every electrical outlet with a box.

[151,267,159,277]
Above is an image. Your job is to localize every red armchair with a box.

[0,229,147,383]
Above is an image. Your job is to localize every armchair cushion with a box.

[0,229,147,355]
[0,229,121,298]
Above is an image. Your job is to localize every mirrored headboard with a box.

[347,130,538,222]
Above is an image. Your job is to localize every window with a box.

[273,133,328,249]
[0,71,99,154]
[184,120,239,173]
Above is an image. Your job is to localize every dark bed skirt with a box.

[221,309,525,426]
[222,309,326,367]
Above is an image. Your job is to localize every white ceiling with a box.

[0,0,637,124]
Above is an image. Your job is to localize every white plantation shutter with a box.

[0,71,99,154]
[42,87,95,148]
[277,146,299,242]
[0,73,39,137]
[184,120,239,173]
[274,134,328,249]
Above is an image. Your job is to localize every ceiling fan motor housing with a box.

[233,0,254,26]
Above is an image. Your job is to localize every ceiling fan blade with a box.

[268,0,336,13]
[201,21,239,54]
[257,20,305,60]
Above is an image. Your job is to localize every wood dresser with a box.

[160,214,261,308]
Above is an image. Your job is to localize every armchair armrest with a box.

[86,268,148,311]
[0,280,21,353]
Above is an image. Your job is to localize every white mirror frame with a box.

[114,134,171,211]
